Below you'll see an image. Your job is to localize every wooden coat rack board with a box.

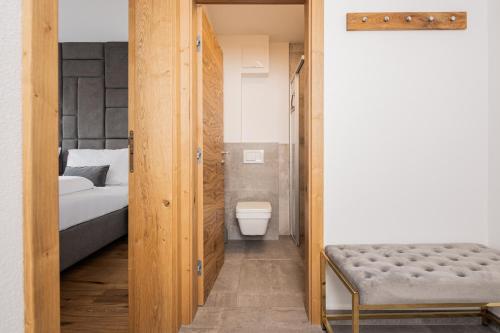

[347,12,467,31]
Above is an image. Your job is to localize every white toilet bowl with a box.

[236,202,272,236]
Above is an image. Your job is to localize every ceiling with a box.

[204,5,304,43]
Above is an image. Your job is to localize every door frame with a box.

[23,0,60,330]
[22,0,323,330]
[22,1,184,332]
[183,0,324,325]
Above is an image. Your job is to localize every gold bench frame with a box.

[320,250,500,333]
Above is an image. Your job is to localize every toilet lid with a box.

[236,201,272,213]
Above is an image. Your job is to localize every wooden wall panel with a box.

[197,7,225,303]
[128,0,180,332]
[22,0,61,331]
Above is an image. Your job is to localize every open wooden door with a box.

[196,6,225,305]
[128,0,182,331]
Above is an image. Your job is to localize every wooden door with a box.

[128,0,181,332]
[196,6,225,304]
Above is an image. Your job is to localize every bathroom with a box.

[194,4,309,317]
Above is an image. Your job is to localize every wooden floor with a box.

[60,237,128,333]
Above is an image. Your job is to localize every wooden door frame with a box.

[181,0,324,325]
[23,0,322,329]
[23,0,60,331]
[23,1,185,332]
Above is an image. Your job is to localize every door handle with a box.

[220,151,230,164]
[221,151,229,165]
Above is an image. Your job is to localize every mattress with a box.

[59,185,128,231]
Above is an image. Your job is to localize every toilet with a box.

[236,202,272,236]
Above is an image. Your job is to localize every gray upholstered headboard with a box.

[59,42,128,172]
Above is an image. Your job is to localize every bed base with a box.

[60,207,128,271]
[320,250,500,333]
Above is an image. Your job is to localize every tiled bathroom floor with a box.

[181,237,499,333]
[180,236,323,333]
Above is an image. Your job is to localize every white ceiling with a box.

[204,5,304,43]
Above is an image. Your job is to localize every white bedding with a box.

[59,185,128,231]
[59,176,94,195]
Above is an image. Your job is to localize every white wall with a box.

[1,0,497,323]
[59,0,128,42]
[0,1,24,331]
[324,0,489,308]
[489,0,500,250]
[220,36,290,144]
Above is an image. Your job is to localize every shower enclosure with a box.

[289,56,304,246]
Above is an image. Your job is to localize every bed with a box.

[59,176,128,271]
[58,42,129,270]
[321,243,500,333]
[59,148,129,271]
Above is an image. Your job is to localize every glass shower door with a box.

[289,74,300,246]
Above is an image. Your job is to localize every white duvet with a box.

[59,176,94,195]
[59,176,128,231]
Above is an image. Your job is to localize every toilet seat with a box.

[236,201,272,236]
[236,202,272,215]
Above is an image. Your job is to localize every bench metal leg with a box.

[352,293,360,333]
[321,252,334,332]
[481,306,489,326]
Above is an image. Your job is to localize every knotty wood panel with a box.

[347,12,467,31]
[197,7,225,304]
[129,0,180,332]
[304,0,324,325]
[22,0,61,331]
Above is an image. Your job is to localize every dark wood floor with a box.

[60,237,128,333]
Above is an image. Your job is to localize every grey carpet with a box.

[332,325,496,333]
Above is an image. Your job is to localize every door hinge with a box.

[128,130,134,173]
[197,260,202,276]
[196,35,201,52]
[196,147,202,162]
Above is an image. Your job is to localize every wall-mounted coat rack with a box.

[347,12,467,31]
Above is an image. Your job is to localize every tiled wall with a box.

[278,144,290,235]
[224,143,289,240]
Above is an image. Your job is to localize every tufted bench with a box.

[320,244,500,333]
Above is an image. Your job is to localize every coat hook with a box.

[384,16,390,22]
[450,15,457,22]
[405,16,412,23]
[428,16,435,22]
[362,16,368,23]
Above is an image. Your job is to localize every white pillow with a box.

[66,149,129,185]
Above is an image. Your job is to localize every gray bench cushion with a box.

[325,244,500,305]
